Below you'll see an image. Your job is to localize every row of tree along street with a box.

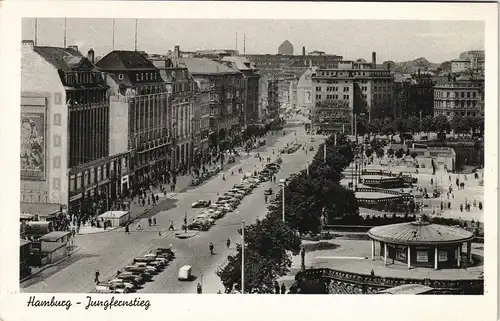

[356,114,484,139]
[217,134,359,293]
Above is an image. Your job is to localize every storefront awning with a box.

[20,203,60,217]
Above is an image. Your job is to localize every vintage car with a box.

[191,200,211,208]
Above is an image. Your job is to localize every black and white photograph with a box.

[0,1,498,321]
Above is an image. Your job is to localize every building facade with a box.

[393,71,435,118]
[459,50,485,71]
[267,78,280,122]
[96,51,171,191]
[297,68,316,115]
[311,54,394,133]
[173,58,244,151]
[433,75,484,119]
[152,59,196,169]
[193,78,212,165]
[21,41,126,217]
[222,56,261,126]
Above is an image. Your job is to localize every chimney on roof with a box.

[302,46,305,57]
[418,69,421,77]
[372,52,376,68]
[68,45,79,53]
[174,45,180,58]
[87,49,95,64]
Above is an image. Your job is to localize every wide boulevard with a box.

[22,116,323,293]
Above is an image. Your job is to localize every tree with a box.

[323,184,359,224]
[394,118,408,134]
[217,216,301,293]
[433,115,450,134]
[376,148,385,158]
[395,148,404,158]
[410,151,417,160]
[407,116,420,134]
[365,148,373,158]
[419,116,434,137]
[367,118,382,134]
[381,117,395,136]
[387,148,395,157]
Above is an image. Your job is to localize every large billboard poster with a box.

[21,106,46,180]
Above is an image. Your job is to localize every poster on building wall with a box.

[438,251,448,262]
[21,106,46,180]
[416,251,428,262]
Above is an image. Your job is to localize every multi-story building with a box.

[173,58,244,151]
[393,70,435,118]
[192,78,212,165]
[222,56,261,126]
[258,74,270,121]
[267,78,280,121]
[297,67,316,115]
[459,50,485,71]
[21,41,127,217]
[451,59,471,74]
[311,53,394,133]
[433,74,484,119]
[151,58,196,169]
[96,51,170,190]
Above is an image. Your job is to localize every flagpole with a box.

[63,18,67,48]
[134,19,138,51]
[112,19,115,51]
[34,19,38,46]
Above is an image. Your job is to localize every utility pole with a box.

[184,212,188,233]
[112,19,115,51]
[241,220,245,294]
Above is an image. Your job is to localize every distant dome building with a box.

[278,40,294,55]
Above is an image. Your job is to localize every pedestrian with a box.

[156,195,159,202]
[222,174,226,181]
[456,178,459,188]
[460,204,463,212]
[137,223,142,230]
[449,175,451,182]
[370,269,375,277]
[169,221,174,231]
[125,224,130,234]
[94,270,100,283]
[148,218,152,227]
[265,195,268,203]
[274,281,280,294]
[448,202,451,209]
[142,198,145,207]
[153,217,157,226]
[209,242,214,255]
[430,178,433,186]
[197,283,202,294]
[281,283,286,294]
[479,202,483,210]
[226,238,231,248]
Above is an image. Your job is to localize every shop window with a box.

[76,173,83,189]
[70,176,76,192]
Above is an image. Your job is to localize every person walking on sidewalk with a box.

[226,238,231,248]
[148,218,152,227]
[153,217,157,226]
[209,242,215,255]
[94,270,100,283]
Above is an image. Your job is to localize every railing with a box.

[296,268,483,294]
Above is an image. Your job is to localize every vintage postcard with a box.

[0,1,498,321]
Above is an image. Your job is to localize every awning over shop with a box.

[20,203,60,218]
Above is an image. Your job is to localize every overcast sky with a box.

[22,18,484,63]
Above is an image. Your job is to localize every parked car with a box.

[125,264,158,274]
[123,267,154,280]
[191,178,201,186]
[117,272,143,285]
[96,283,128,294]
[264,188,273,195]
[155,247,175,261]
[108,278,135,290]
[191,200,211,208]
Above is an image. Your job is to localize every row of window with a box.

[434,110,480,117]
[434,100,478,109]
[435,91,478,99]
[64,72,101,86]
[317,94,350,100]
[69,157,128,192]
[67,89,107,106]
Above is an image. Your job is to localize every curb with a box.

[20,247,81,284]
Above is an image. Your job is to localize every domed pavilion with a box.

[368,218,475,270]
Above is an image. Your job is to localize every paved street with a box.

[22,119,324,293]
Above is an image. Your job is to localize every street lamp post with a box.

[279,179,285,222]
[241,220,245,294]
